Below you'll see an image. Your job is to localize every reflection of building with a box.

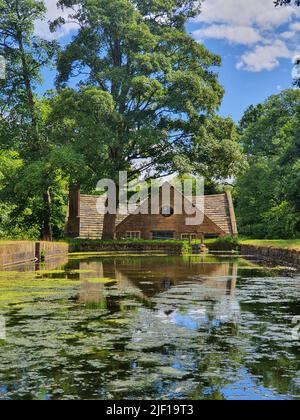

[114,257,238,299]
[75,256,240,370]
[76,256,238,302]
[66,185,238,240]
[120,258,240,355]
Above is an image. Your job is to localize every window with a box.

[126,231,141,240]
[181,233,197,241]
[152,231,174,240]
[205,234,219,239]
[160,206,174,217]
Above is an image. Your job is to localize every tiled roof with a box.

[190,194,234,236]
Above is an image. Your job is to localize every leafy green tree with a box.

[236,90,300,238]
[52,0,244,239]
[0,0,58,240]
[274,1,300,6]
[46,87,115,190]
[239,90,300,158]
[0,150,39,239]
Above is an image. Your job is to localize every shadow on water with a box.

[0,253,299,400]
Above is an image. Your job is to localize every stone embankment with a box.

[240,244,300,268]
[0,241,68,267]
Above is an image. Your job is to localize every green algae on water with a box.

[0,254,299,400]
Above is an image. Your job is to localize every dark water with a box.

[0,253,299,400]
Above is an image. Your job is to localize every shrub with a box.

[206,236,240,251]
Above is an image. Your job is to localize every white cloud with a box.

[34,0,77,40]
[194,24,261,45]
[237,40,291,72]
[193,0,300,72]
[289,21,300,31]
[195,0,298,29]
[281,31,295,39]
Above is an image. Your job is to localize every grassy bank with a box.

[205,237,300,252]
[240,239,300,251]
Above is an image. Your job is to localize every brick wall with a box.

[117,188,225,240]
[67,186,237,240]
[117,212,224,240]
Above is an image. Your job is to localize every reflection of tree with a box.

[249,356,299,396]
[186,322,245,400]
[63,257,300,399]
[5,254,295,400]
[237,278,300,398]
[98,257,299,399]
[104,262,242,399]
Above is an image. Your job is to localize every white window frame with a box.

[181,233,197,241]
[126,231,141,240]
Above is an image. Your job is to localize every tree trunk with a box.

[41,189,53,241]
[17,32,38,131]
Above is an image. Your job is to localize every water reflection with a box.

[76,256,238,299]
[0,254,299,400]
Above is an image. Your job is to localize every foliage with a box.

[51,0,244,239]
[68,238,199,254]
[0,146,68,240]
[0,0,58,146]
[0,0,59,240]
[0,0,244,240]
[205,236,240,251]
[236,90,300,239]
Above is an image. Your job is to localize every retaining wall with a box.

[39,241,69,259]
[0,242,35,267]
[240,245,300,268]
[0,241,69,267]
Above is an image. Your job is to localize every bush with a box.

[67,238,200,254]
[206,236,240,251]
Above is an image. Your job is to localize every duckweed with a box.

[0,254,298,400]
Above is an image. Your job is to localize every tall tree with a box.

[53,0,244,239]
[236,90,300,238]
[0,0,58,240]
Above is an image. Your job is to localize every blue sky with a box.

[36,0,300,123]
[198,37,293,122]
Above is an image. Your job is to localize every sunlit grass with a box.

[241,239,300,250]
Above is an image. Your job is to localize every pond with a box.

[0,253,299,400]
